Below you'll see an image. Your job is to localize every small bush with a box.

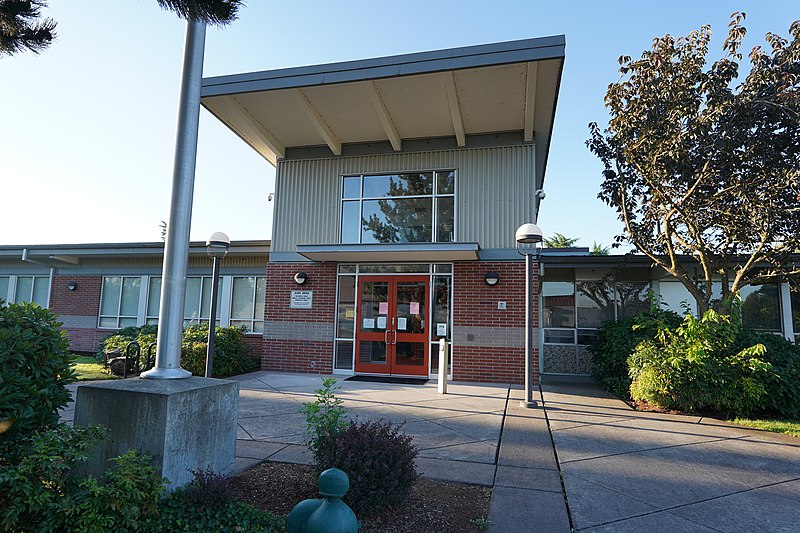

[97,324,158,360]
[589,305,681,399]
[96,324,259,378]
[153,494,285,532]
[0,424,109,531]
[181,324,259,377]
[302,377,348,455]
[733,329,800,419]
[63,451,167,533]
[181,467,232,510]
[0,300,76,447]
[316,420,419,518]
[628,310,771,416]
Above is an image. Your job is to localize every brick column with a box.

[452,262,539,384]
[262,263,337,374]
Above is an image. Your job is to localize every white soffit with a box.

[202,36,565,183]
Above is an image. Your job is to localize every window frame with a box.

[98,276,143,329]
[339,170,457,245]
[0,275,51,307]
[542,274,651,347]
[103,274,264,334]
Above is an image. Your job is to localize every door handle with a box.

[384,329,389,345]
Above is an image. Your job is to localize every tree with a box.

[1,0,240,58]
[588,12,800,314]
[590,241,610,256]
[0,0,56,57]
[153,0,241,26]
[543,233,579,248]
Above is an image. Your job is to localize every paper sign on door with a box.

[363,318,375,329]
[376,316,387,329]
[397,317,407,330]
[379,302,389,314]
[409,301,420,315]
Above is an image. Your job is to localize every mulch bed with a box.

[228,462,492,532]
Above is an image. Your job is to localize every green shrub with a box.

[733,329,800,419]
[180,467,232,510]
[63,451,167,533]
[145,467,284,532]
[315,420,419,518]
[153,494,285,532]
[628,310,772,416]
[0,423,109,531]
[302,377,348,455]
[180,324,259,377]
[0,300,76,447]
[589,305,682,399]
[96,324,258,378]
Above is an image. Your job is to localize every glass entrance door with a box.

[355,275,428,376]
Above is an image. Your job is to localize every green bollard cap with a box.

[319,468,350,498]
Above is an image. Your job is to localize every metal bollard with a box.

[287,468,359,533]
[438,338,448,394]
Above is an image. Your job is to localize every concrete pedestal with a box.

[74,377,238,489]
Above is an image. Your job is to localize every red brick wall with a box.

[452,261,539,384]
[49,275,107,353]
[50,275,102,315]
[262,263,337,374]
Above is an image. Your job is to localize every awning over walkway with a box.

[296,242,480,263]
[201,36,565,189]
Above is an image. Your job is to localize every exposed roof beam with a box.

[294,89,342,155]
[524,61,538,142]
[442,71,466,147]
[228,96,284,165]
[365,82,402,151]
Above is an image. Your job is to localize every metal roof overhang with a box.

[0,241,271,265]
[296,243,480,263]
[201,36,565,189]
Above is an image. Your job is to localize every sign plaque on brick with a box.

[290,290,313,309]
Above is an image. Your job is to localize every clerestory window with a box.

[340,171,455,244]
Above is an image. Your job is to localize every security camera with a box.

[535,189,546,200]
[267,193,274,202]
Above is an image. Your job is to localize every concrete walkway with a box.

[63,373,800,532]
[542,380,800,532]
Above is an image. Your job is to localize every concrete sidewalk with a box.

[63,373,800,532]
[229,372,507,486]
[544,380,800,532]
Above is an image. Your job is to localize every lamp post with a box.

[516,223,543,408]
[205,232,230,378]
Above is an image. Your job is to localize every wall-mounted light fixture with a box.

[294,272,308,285]
[67,281,78,291]
[484,272,500,286]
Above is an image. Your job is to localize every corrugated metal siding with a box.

[272,145,536,252]
[75,257,268,269]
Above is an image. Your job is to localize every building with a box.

[0,241,270,354]
[4,38,797,384]
[539,249,799,374]
[201,36,566,384]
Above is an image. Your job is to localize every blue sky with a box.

[1,1,796,246]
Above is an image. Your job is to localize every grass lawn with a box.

[731,418,800,438]
[71,355,115,381]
